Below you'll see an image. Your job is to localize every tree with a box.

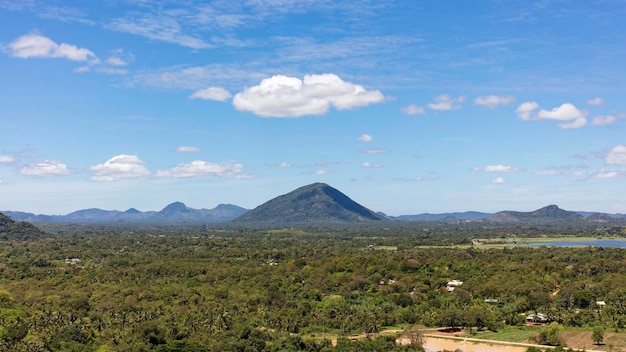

[592,326,604,345]
[404,325,423,348]
[534,322,563,346]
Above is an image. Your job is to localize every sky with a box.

[1,0,626,216]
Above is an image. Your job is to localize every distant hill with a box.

[0,212,46,240]
[3,203,248,223]
[393,211,492,221]
[234,182,387,224]
[488,205,585,222]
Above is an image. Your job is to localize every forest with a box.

[1,221,626,351]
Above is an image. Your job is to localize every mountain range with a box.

[2,182,626,224]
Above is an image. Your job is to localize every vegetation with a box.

[0,220,625,351]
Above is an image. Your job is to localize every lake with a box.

[528,239,626,248]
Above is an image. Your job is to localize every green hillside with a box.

[235,183,387,224]
[0,212,46,240]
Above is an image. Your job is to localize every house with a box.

[526,313,549,323]
[446,279,463,292]
[64,258,81,265]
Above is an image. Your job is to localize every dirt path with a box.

[411,334,607,352]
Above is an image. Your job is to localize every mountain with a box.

[488,205,585,222]
[234,182,387,224]
[3,203,248,223]
[0,212,46,240]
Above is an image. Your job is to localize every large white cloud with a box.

[474,95,515,108]
[156,160,255,179]
[89,154,150,182]
[605,145,626,165]
[6,34,97,62]
[232,74,385,117]
[515,102,587,129]
[20,160,71,176]
[189,87,232,101]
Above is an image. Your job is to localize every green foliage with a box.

[0,213,45,241]
[525,347,543,352]
[0,223,624,351]
[592,325,604,345]
[533,322,563,346]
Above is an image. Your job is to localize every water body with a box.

[528,239,626,248]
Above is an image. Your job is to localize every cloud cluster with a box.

[473,165,522,172]
[401,104,425,115]
[189,87,232,101]
[516,102,587,129]
[0,156,15,163]
[20,160,72,176]
[605,145,626,165]
[89,155,150,182]
[401,94,466,115]
[175,146,200,152]
[474,95,515,108]
[357,134,373,142]
[156,161,254,179]
[427,94,465,111]
[362,162,383,168]
[232,74,385,117]
[6,34,97,62]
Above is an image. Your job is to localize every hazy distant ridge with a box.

[2,203,248,223]
[3,184,626,224]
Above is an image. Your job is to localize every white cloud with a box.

[474,95,515,108]
[105,48,134,66]
[537,103,586,120]
[314,169,328,175]
[516,102,587,129]
[358,134,373,142]
[362,162,383,168]
[107,14,212,49]
[232,74,385,117]
[401,104,425,115]
[587,97,604,106]
[20,160,71,176]
[7,34,97,62]
[591,168,623,179]
[156,160,254,179]
[0,156,14,163]
[362,148,389,154]
[189,87,232,102]
[591,115,616,126]
[515,101,540,121]
[96,67,128,75]
[427,95,465,111]
[89,154,150,182]
[491,177,505,184]
[533,170,560,176]
[175,146,200,152]
[473,165,522,172]
[278,162,291,168]
[605,145,626,165]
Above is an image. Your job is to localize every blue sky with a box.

[1,0,626,216]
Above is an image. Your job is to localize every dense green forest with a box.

[1,222,626,351]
